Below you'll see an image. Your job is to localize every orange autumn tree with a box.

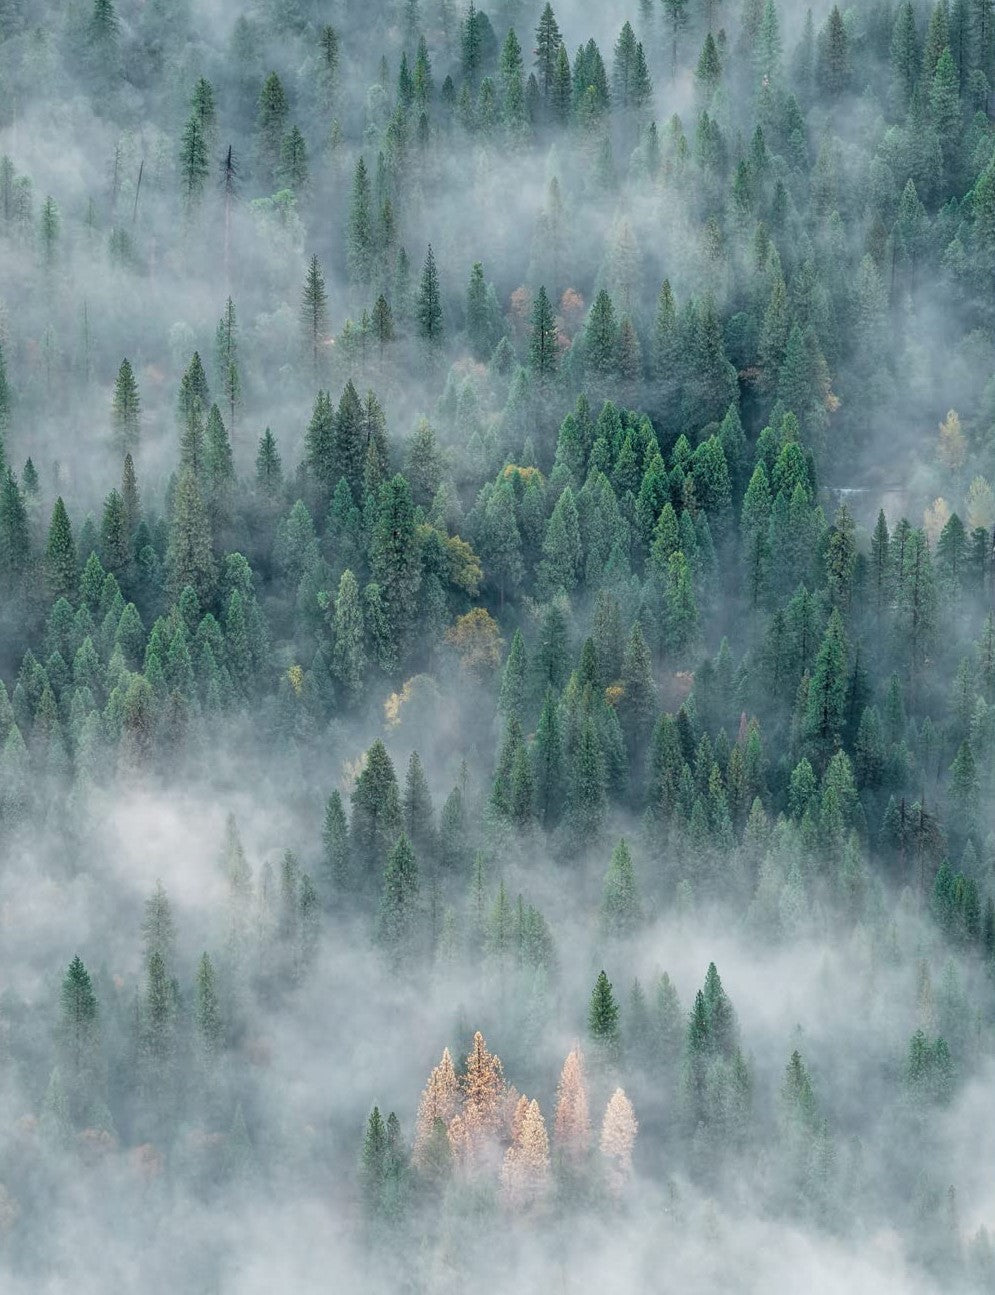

[500,1097,550,1208]
[413,1047,460,1169]
[453,1031,505,1166]
[553,1046,591,1169]
[600,1087,637,1196]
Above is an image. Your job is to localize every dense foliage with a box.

[3,0,995,1290]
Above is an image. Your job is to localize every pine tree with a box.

[179,114,209,202]
[413,1048,460,1168]
[194,952,224,1058]
[460,1030,506,1150]
[501,1098,550,1207]
[322,791,350,898]
[529,285,558,380]
[554,1046,591,1169]
[538,486,581,596]
[278,125,308,192]
[45,498,77,603]
[301,254,329,376]
[59,955,99,1123]
[258,72,289,182]
[619,621,656,769]
[663,0,689,78]
[416,245,443,345]
[599,1087,637,1195]
[403,751,436,861]
[583,289,619,377]
[816,5,850,98]
[533,687,564,829]
[111,359,140,456]
[352,740,403,882]
[890,1,921,112]
[360,1106,389,1213]
[330,569,366,704]
[804,608,848,765]
[214,298,240,435]
[347,157,374,286]
[601,838,642,937]
[166,469,216,606]
[535,4,563,103]
[370,475,421,659]
[376,834,421,969]
[588,969,621,1062]
[256,429,282,495]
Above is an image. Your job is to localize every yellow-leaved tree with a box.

[500,1097,550,1208]
[600,1087,637,1196]
[553,1046,591,1169]
[413,1047,460,1169]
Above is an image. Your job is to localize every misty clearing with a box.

[3,0,995,1291]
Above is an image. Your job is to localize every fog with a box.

[1,0,995,1291]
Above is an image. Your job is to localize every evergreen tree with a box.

[301,254,329,376]
[588,969,621,1062]
[166,469,216,606]
[529,285,558,380]
[111,359,140,456]
[535,4,563,103]
[601,838,642,938]
[376,834,421,969]
[45,498,77,603]
[370,475,421,660]
[416,245,443,345]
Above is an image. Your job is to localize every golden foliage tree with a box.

[500,1097,550,1208]
[553,1046,591,1167]
[937,409,965,474]
[460,1030,506,1154]
[413,1047,460,1168]
[599,1087,637,1196]
[445,608,504,676]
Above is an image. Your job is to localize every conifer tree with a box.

[601,838,642,938]
[501,1098,550,1206]
[816,5,850,98]
[413,1048,460,1168]
[376,834,421,970]
[347,157,374,286]
[416,245,443,345]
[553,1046,591,1170]
[370,475,421,659]
[258,72,289,181]
[352,740,403,882]
[529,285,558,380]
[588,969,621,1062]
[535,4,563,103]
[59,955,100,1124]
[301,254,329,376]
[360,1106,389,1213]
[331,569,366,704]
[403,751,436,862]
[179,114,209,202]
[461,1030,505,1150]
[45,498,77,603]
[600,1087,637,1195]
[194,952,224,1059]
[111,359,140,456]
[166,469,216,606]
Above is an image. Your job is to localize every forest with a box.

[2,0,995,1290]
